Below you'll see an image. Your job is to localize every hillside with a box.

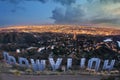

[0,25,120,73]
[0,25,120,57]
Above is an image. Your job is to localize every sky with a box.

[0,0,120,27]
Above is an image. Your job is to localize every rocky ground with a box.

[0,74,102,80]
[0,73,120,80]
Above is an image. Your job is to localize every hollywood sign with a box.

[3,52,115,71]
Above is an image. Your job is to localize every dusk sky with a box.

[0,0,120,27]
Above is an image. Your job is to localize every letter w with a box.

[31,59,46,71]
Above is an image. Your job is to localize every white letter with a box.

[31,59,46,71]
[19,57,29,67]
[3,52,9,61]
[80,58,86,68]
[87,58,101,71]
[67,58,72,69]
[103,60,115,71]
[8,56,16,64]
[49,58,62,71]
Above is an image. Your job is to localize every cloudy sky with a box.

[0,0,120,27]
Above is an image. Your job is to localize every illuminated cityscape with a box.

[0,0,120,80]
[0,25,120,35]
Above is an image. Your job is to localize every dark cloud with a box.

[51,0,120,25]
[51,8,65,23]
[100,0,120,3]
[87,0,120,3]
[0,0,20,4]
[0,0,76,4]
[0,0,47,4]
[51,5,85,24]
[37,0,47,3]
[91,18,119,24]
[86,0,94,3]
[0,0,48,12]
[53,0,76,5]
